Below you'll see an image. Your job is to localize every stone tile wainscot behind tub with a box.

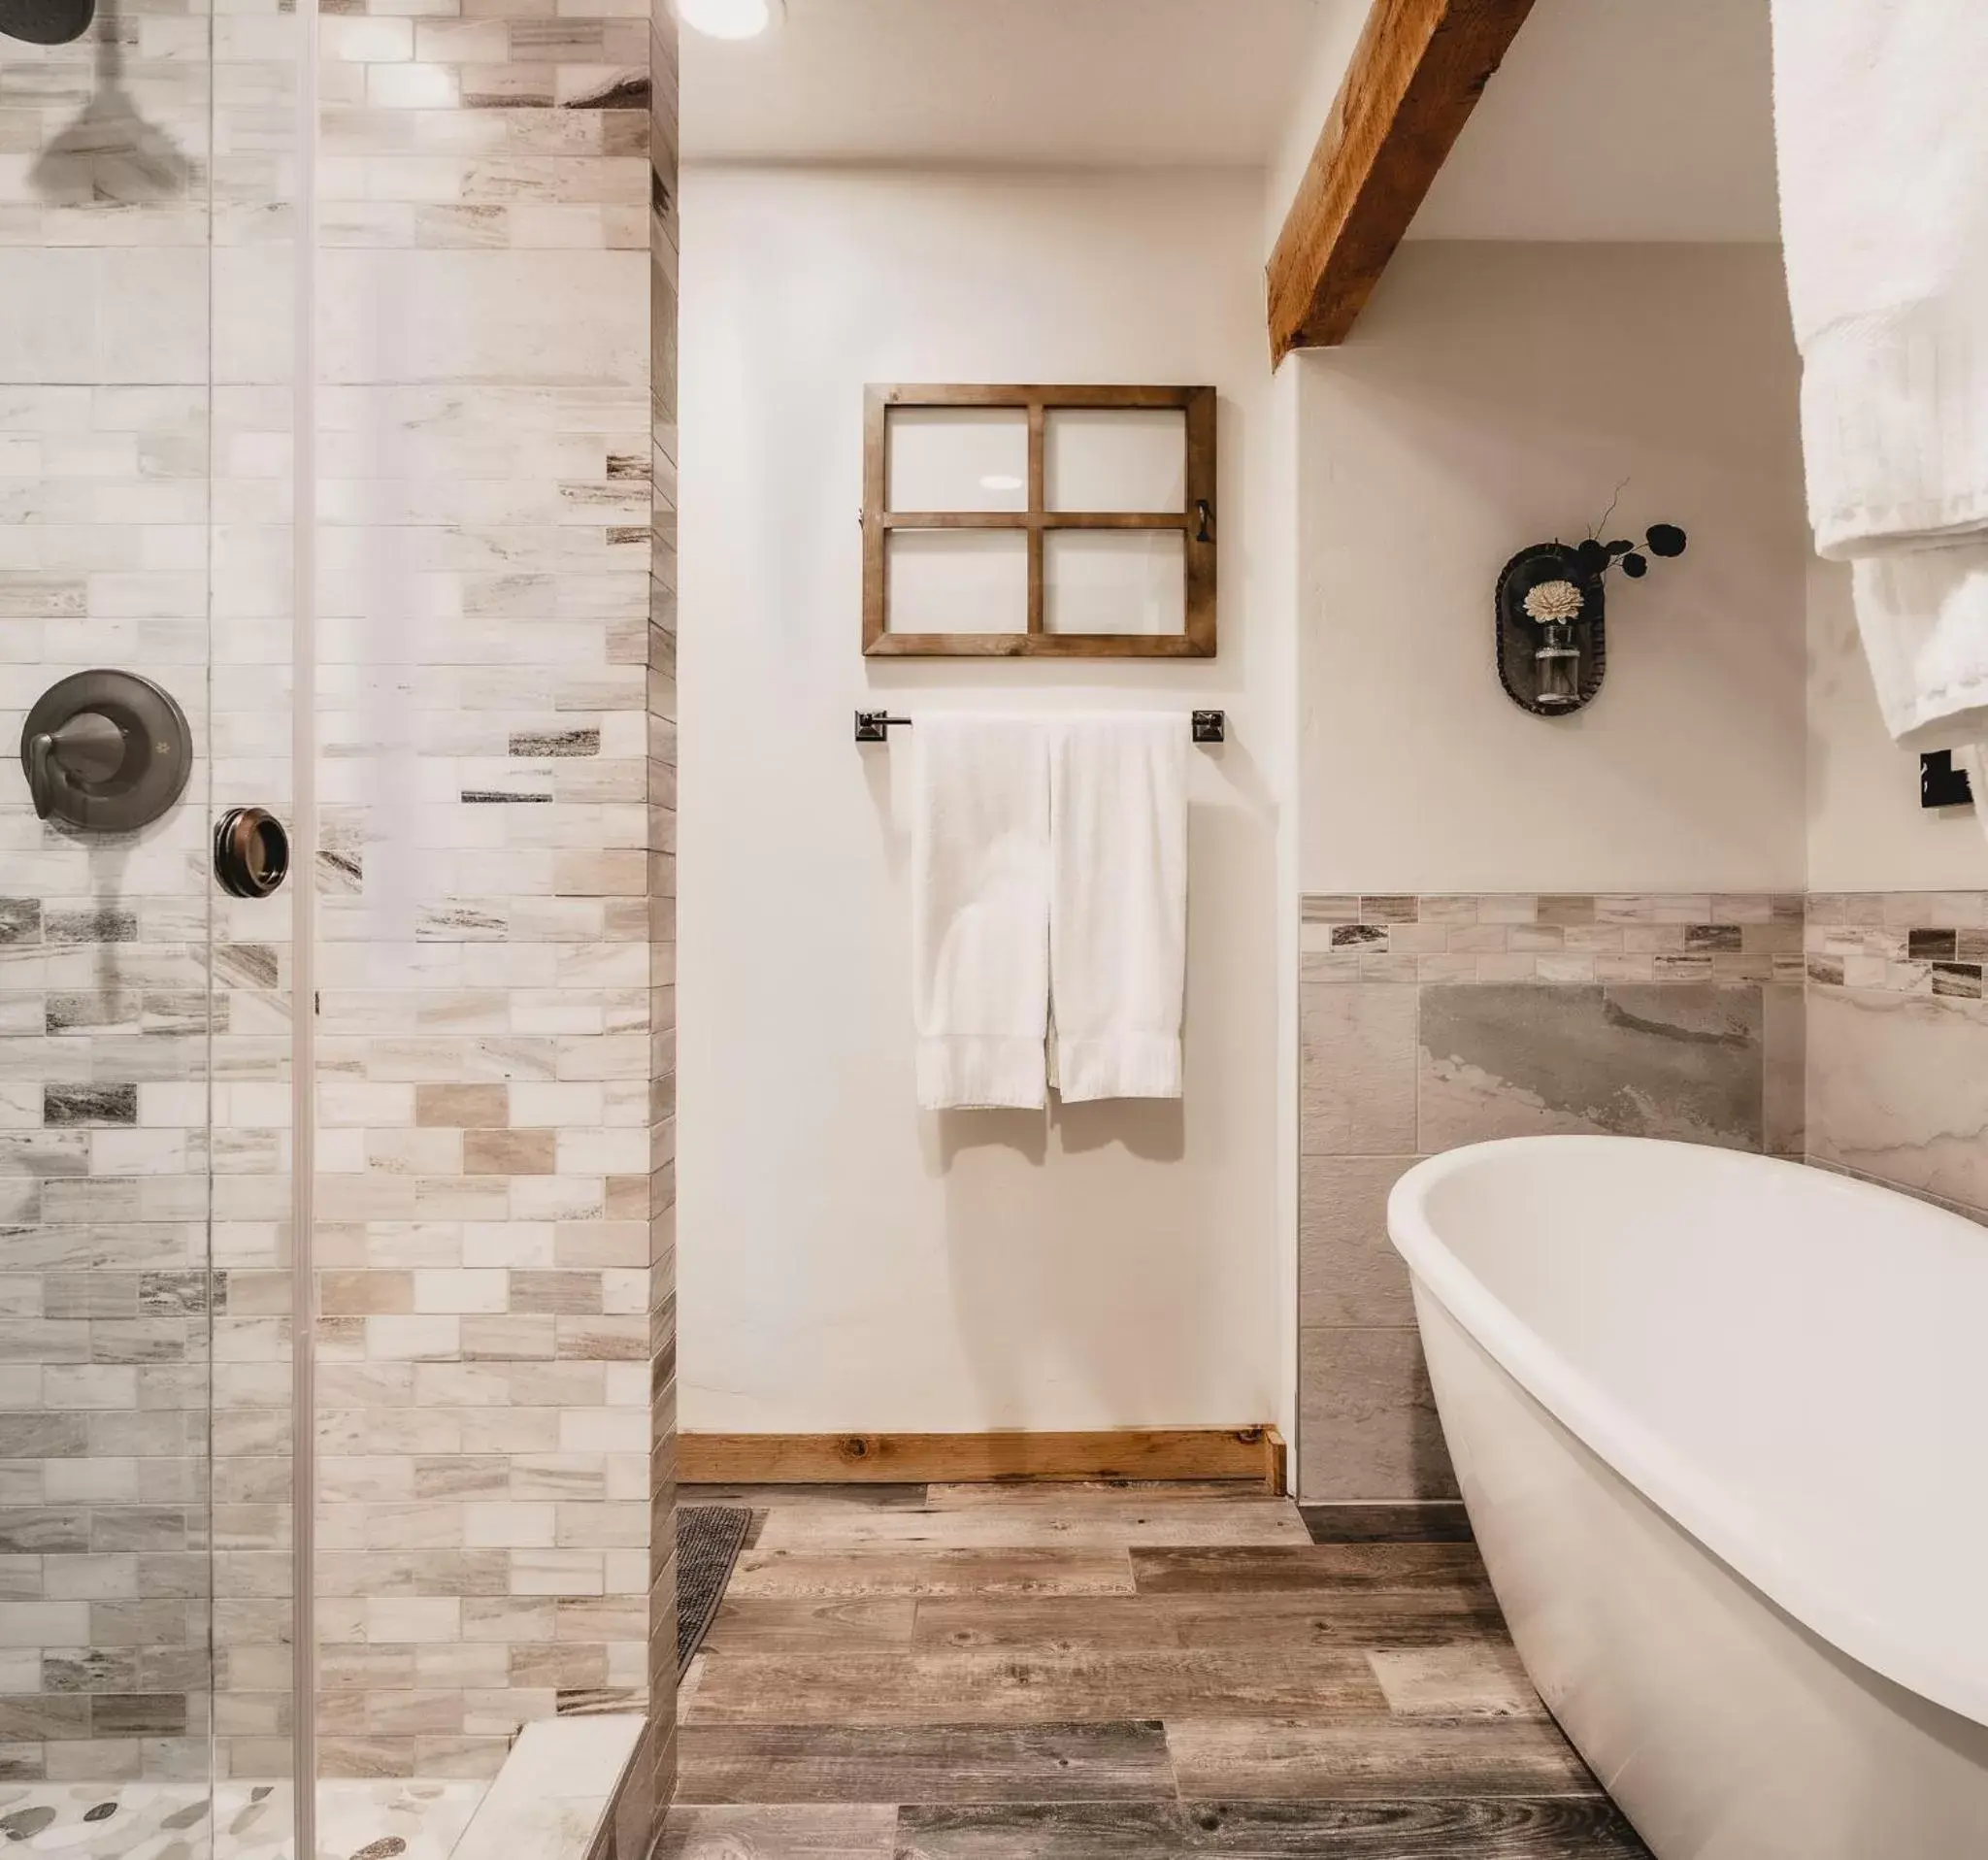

[1298,895,1806,1504]
[1806,893,1988,1220]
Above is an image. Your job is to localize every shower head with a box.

[0,0,94,45]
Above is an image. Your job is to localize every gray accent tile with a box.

[1299,1158,1420,1329]
[510,729,601,757]
[42,911,135,946]
[1298,1329,1455,1504]
[1807,986,1988,1215]
[1418,983,1764,1152]
[42,1086,138,1129]
[1300,987,1416,1157]
[1763,982,1806,1158]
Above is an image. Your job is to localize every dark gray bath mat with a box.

[677,1506,752,1677]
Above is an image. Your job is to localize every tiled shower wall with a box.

[300,0,676,1789]
[1298,892,1806,1503]
[0,0,677,1800]
[0,0,248,1788]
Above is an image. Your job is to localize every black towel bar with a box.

[855,710,1225,745]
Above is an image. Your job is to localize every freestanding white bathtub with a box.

[1388,1137,1988,1860]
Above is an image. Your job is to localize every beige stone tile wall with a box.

[295,0,674,1788]
[1298,892,1807,1505]
[1806,892,1988,1221]
[1301,887,1988,1507]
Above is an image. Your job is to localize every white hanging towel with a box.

[1771,1,1988,754]
[911,714,1051,1111]
[1048,714,1189,1103]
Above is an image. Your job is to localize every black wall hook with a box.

[1922,750,1975,811]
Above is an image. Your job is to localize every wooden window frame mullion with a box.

[863,382,1217,659]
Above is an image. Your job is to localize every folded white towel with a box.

[1048,714,1188,1103]
[1773,1,1988,561]
[1772,0,1988,841]
[910,715,1050,1111]
[1849,544,1988,749]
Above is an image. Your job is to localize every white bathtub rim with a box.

[1387,1135,1988,1732]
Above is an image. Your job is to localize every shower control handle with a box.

[18,670,192,833]
[27,711,127,820]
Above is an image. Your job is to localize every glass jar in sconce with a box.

[1522,578,1587,712]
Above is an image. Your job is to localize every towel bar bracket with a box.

[855,710,1225,745]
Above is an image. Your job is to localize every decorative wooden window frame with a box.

[862,383,1217,658]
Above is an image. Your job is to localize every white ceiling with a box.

[679,0,1330,169]
[680,0,1783,244]
[1408,0,1780,241]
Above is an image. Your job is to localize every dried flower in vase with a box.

[1522,579,1585,625]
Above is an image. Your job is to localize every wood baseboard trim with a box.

[680,1427,1287,1493]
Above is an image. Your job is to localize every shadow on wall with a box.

[934,1102,1221,1434]
[843,688,1280,1432]
[935,1097,1185,1170]
[915,797,1274,1433]
[22,0,196,204]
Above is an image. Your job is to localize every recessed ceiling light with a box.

[678,0,781,39]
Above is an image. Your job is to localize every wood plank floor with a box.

[657,1485,1653,1859]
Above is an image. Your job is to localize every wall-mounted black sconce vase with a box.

[1496,521,1686,718]
[1496,543,1607,718]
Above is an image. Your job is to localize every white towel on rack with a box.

[911,714,1051,1111]
[1048,714,1188,1103]
[1771,0,1988,763]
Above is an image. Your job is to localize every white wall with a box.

[679,167,1292,1434]
[1299,242,1810,894]
[1266,0,1369,256]
[1408,0,1780,244]
[1806,559,1988,890]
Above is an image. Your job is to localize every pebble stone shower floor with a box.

[0,1779,488,1860]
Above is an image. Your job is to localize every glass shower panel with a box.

[0,0,222,1831]
[209,0,304,1837]
[0,0,302,1850]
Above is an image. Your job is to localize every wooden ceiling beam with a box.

[1268,0,1536,363]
